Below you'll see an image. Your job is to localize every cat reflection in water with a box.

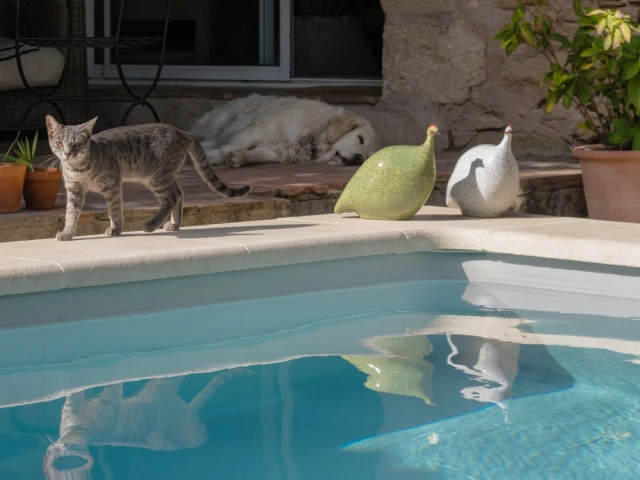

[43,369,251,479]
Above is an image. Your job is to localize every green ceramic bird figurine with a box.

[334,124,438,220]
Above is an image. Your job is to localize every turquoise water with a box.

[0,253,639,479]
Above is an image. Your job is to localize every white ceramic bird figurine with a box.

[446,125,520,218]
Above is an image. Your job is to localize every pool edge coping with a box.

[1,206,639,297]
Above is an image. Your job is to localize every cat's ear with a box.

[45,115,62,137]
[78,117,98,135]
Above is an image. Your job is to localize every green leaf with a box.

[512,5,526,24]
[612,28,623,49]
[540,71,553,86]
[593,36,605,50]
[500,37,513,51]
[608,57,618,74]
[608,15,616,30]
[545,91,559,113]
[549,32,571,49]
[585,68,608,81]
[580,47,600,57]
[627,74,640,109]
[534,15,543,31]
[573,0,584,16]
[622,61,640,81]
[519,23,536,46]
[493,28,512,41]
[31,131,38,159]
[549,32,571,48]
[604,34,613,50]
[620,23,632,43]
[505,40,518,56]
[607,117,633,145]
[562,94,573,109]
[633,127,640,151]
[575,82,592,103]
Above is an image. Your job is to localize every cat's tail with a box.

[185,136,252,198]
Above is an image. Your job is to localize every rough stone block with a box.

[475,114,506,131]
[383,20,486,104]
[501,57,550,85]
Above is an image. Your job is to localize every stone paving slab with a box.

[0,152,584,242]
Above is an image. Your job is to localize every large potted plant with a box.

[4,132,62,211]
[495,0,640,222]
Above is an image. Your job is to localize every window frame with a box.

[85,0,382,87]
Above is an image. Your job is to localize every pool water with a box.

[0,253,638,479]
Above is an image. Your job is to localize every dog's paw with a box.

[163,222,180,232]
[56,231,74,241]
[225,151,244,169]
[105,226,122,237]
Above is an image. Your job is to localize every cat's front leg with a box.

[102,183,124,237]
[57,184,87,241]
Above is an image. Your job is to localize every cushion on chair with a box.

[0,36,64,92]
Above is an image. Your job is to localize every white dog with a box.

[188,94,379,168]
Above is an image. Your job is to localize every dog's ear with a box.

[322,113,361,145]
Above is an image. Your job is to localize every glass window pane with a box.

[109,0,279,67]
[292,0,383,79]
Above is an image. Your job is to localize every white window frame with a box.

[85,0,382,88]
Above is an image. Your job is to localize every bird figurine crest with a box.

[446,125,520,218]
[334,124,438,221]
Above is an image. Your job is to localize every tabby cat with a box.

[46,115,251,241]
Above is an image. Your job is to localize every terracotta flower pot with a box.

[573,146,640,223]
[23,167,63,210]
[0,163,27,214]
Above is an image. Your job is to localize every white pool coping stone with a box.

[1,206,639,297]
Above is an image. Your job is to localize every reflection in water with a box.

[0,311,637,479]
[446,333,520,421]
[343,336,435,405]
[345,333,640,478]
[43,369,251,480]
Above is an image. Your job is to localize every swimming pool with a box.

[0,251,638,479]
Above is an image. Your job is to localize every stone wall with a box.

[379,0,640,159]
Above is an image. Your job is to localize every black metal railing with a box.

[11,0,171,143]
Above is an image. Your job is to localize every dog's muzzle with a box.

[344,154,364,166]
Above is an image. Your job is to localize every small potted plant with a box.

[0,139,29,214]
[4,131,62,211]
[495,0,640,222]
